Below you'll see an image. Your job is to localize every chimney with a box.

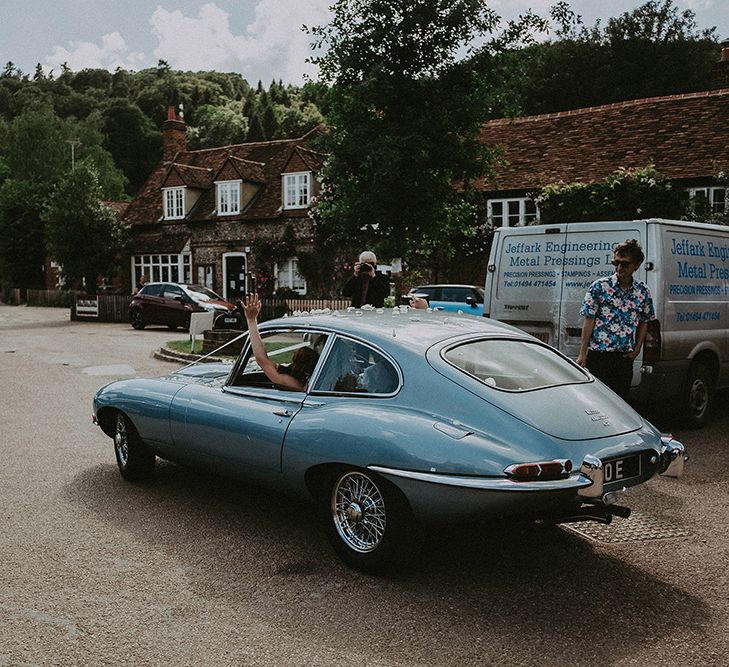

[162,104,187,162]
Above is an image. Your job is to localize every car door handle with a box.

[272,409,294,417]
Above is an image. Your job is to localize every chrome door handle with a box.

[272,409,294,417]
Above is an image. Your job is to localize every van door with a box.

[485,225,567,347]
[558,224,643,361]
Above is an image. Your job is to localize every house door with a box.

[223,253,247,301]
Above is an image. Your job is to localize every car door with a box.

[138,283,165,324]
[168,329,327,481]
[161,283,190,328]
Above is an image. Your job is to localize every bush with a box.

[533,165,689,223]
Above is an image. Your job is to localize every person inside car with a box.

[242,293,319,391]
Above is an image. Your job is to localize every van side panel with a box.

[655,223,729,386]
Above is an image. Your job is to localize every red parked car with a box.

[129,283,241,331]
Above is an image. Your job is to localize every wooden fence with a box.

[10,290,353,324]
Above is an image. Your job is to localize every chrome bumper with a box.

[659,436,687,478]
[367,465,594,492]
[370,437,687,499]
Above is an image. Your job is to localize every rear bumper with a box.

[369,438,686,521]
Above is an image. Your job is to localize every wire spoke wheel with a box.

[332,471,386,553]
[114,412,129,467]
[112,411,155,481]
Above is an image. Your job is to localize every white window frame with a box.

[283,172,311,209]
[163,186,186,220]
[131,253,191,287]
[275,257,307,295]
[487,198,539,228]
[216,180,241,216]
[688,187,727,214]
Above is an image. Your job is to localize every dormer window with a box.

[217,180,241,216]
[163,186,185,220]
[283,172,310,209]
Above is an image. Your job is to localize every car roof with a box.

[142,283,204,290]
[259,308,527,354]
[411,284,482,289]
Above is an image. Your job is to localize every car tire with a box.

[320,468,413,573]
[680,362,713,428]
[130,309,145,330]
[113,411,155,481]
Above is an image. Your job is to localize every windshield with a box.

[182,285,224,302]
[443,338,589,391]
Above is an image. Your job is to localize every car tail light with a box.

[504,459,572,481]
[643,319,661,362]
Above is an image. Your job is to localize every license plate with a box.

[602,454,641,483]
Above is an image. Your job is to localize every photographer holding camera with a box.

[342,250,390,308]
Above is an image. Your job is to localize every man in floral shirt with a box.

[576,239,655,398]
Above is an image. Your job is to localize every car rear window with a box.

[443,339,588,391]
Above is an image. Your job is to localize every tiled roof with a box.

[170,163,213,189]
[476,88,729,193]
[225,156,266,183]
[124,131,322,226]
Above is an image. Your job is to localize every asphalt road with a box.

[0,304,727,666]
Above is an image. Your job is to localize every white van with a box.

[484,218,729,427]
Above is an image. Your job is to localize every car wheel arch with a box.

[96,406,119,438]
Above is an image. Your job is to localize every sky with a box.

[0,0,727,85]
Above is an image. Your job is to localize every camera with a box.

[360,262,374,273]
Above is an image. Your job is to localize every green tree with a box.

[187,102,249,149]
[493,0,719,115]
[308,0,550,270]
[0,178,46,289]
[94,99,160,193]
[43,164,128,288]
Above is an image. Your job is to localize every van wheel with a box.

[681,363,713,428]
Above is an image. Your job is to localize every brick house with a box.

[475,87,729,228]
[123,106,323,300]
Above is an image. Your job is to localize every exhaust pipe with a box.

[556,503,631,525]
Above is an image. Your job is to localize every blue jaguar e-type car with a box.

[93,308,686,571]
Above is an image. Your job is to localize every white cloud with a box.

[150,1,331,84]
[45,32,145,72]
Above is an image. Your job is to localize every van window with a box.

[444,339,588,391]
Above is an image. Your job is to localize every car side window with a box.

[415,286,436,301]
[163,285,184,300]
[313,337,399,395]
[230,331,326,390]
[141,284,163,297]
[441,287,470,303]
